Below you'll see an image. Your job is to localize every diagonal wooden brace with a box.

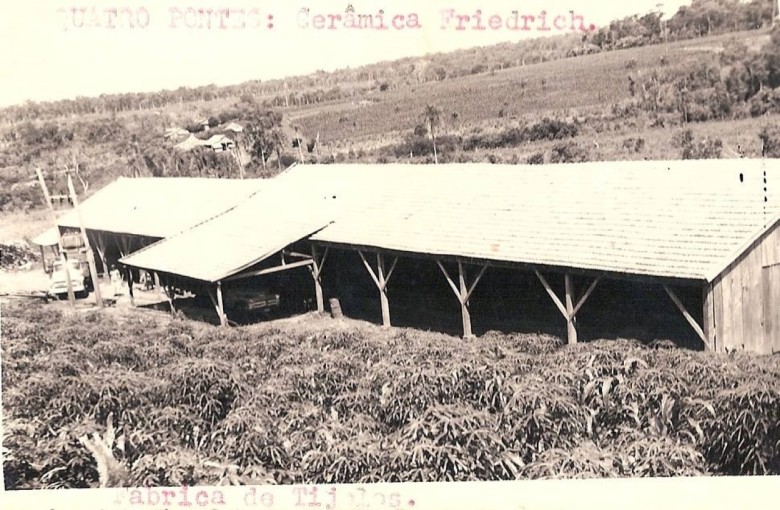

[663,285,710,350]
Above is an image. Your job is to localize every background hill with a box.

[1,0,780,218]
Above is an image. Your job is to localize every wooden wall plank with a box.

[712,275,724,353]
[715,222,780,354]
[762,265,780,354]
[718,263,738,351]
[703,283,715,351]
[741,247,762,353]
[759,223,780,269]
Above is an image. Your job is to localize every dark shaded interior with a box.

[321,248,705,350]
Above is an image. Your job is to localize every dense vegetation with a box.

[3,301,779,489]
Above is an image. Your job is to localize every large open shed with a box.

[121,160,778,354]
[308,160,780,354]
[55,176,265,277]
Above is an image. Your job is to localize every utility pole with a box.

[67,172,103,307]
[37,168,75,307]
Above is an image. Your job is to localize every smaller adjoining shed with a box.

[118,165,396,324]
[55,176,265,277]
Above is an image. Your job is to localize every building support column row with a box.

[299,247,711,352]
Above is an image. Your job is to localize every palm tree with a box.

[421,105,442,164]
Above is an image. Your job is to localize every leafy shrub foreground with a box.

[2,302,779,489]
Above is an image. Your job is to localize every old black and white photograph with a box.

[1,0,779,507]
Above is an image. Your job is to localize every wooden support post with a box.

[663,285,710,350]
[310,246,328,313]
[93,232,108,281]
[38,169,74,306]
[61,251,76,307]
[160,273,176,315]
[437,260,488,339]
[458,262,473,338]
[216,281,227,327]
[565,273,576,345]
[39,245,46,274]
[125,266,135,307]
[118,235,132,258]
[68,174,103,308]
[535,271,600,346]
[377,253,390,327]
[358,251,398,327]
[206,285,225,326]
[162,280,176,315]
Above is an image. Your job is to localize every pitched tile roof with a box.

[57,176,265,239]
[311,160,780,282]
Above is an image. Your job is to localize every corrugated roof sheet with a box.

[57,176,265,239]
[121,160,780,284]
[310,160,780,282]
[118,164,415,282]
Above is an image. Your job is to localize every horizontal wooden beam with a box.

[282,250,312,259]
[224,258,314,281]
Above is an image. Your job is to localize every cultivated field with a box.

[2,300,779,488]
[295,31,768,147]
